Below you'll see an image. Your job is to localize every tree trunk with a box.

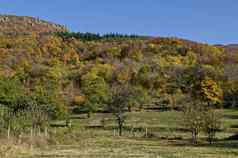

[208,131,215,144]
[87,112,91,118]
[66,119,72,128]
[118,120,123,136]
[119,124,122,136]
[192,130,198,144]
[128,105,132,112]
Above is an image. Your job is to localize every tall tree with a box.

[81,72,110,118]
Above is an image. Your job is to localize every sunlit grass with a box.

[22,109,238,158]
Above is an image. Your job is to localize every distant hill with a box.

[0,15,68,34]
[226,44,238,48]
[215,44,238,53]
[215,44,238,49]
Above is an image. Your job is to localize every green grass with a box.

[22,109,238,158]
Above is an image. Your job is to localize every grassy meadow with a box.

[17,109,238,158]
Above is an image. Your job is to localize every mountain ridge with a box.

[0,15,68,34]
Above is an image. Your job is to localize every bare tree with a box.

[108,84,133,136]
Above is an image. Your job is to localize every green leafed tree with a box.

[81,72,111,118]
[0,77,23,108]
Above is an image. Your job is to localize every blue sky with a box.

[0,0,237,44]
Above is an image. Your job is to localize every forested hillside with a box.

[0,16,238,117]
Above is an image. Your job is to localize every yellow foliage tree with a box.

[200,77,223,105]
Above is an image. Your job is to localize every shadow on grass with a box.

[170,139,238,149]
[230,125,238,128]
[70,115,88,119]
[224,114,238,120]
[226,133,238,140]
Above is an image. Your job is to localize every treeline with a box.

[55,32,148,41]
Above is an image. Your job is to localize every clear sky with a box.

[0,0,237,44]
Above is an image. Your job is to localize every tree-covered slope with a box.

[0,16,237,119]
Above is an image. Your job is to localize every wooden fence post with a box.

[44,127,48,137]
[7,125,10,139]
[145,128,148,138]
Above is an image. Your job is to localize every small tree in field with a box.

[108,84,133,136]
[183,101,205,144]
[203,109,222,144]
